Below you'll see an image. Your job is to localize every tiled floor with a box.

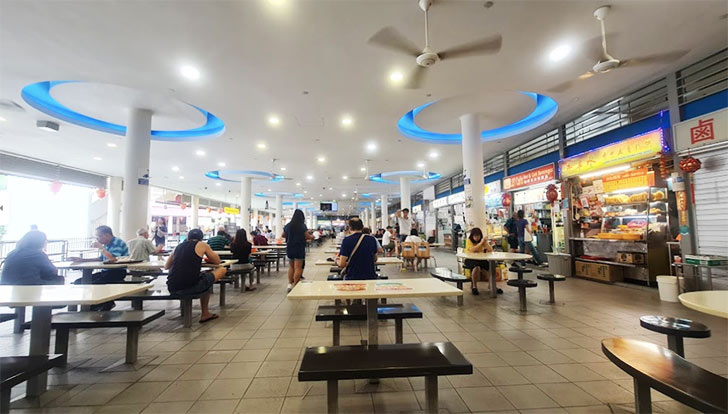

[3,243,726,413]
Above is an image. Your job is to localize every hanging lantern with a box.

[95,188,106,199]
[545,184,559,203]
[679,156,702,173]
[206,207,212,213]
[218,208,223,214]
[175,194,182,203]
[49,180,62,193]
[501,193,512,207]
[180,202,187,210]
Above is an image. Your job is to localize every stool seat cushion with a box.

[639,316,711,338]
[537,274,566,281]
[507,279,537,288]
[509,266,533,273]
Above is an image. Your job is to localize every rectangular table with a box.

[0,284,153,397]
[314,257,403,270]
[287,278,461,345]
[455,252,532,298]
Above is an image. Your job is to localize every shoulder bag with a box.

[339,233,366,278]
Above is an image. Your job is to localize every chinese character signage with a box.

[602,168,656,193]
[674,108,727,152]
[484,180,502,195]
[559,129,664,178]
[503,164,555,191]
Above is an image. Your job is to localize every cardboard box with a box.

[575,260,623,283]
[617,252,646,264]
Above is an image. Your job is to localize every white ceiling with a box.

[0,0,726,208]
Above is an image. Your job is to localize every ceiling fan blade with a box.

[620,50,689,68]
[404,65,427,89]
[367,26,421,57]
[547,71,594,93]
[438,34,502,61]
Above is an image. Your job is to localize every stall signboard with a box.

[432,197,449,209]
[602,168,656,193]
[484,180,502,195]
[503,164,555,191]
[224,207,240,215]
[514,184,562,205]
[674,108,727,152]
[447,192,465,205]
[412,205,422,213]
[559,129,664,178]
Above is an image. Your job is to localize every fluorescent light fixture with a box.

[257,142,267,149]
[180,65,200,80]
[319,194,323,197]
[341,116,353,127]
[579,165,630,179]
[217,162,226,167]
[389,71,404,83]
[549,44,572,62]
[195,150,206,156]
[171,166,180,172]
[106,142,117,148]
[268,115,280,126]
[93,156,102,161]
[268,188,272,192]
[428,150,439,159]
[304,191,308,194]
[328,187,333,190]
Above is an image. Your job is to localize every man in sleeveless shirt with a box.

[165,229,226,323]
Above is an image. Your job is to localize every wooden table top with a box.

[0,284,153,307]
[456,251,532,261]
[287,278,462,300]
[679,291,728,319]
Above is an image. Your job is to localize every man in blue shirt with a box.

[337,218,378,280]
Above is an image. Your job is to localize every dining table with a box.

[455,251,532,298]
[314,256,404,270]
[0,283,153,397]
[287,278,461,345]
[678,290,728,319]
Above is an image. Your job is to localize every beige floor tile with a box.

[515,365,568,383]
[64,383,131,406]
[179,340,218,352]
[574,380,635,404]
[199,378,253,400]
[559,348,607,363]
[498,384,559,409]
[141,401,194,414]
[582,362,631,380]
[480,366,530,385]
[467,352,509,368]
[218,361,263,378]
[178,363,225,380]
[94,403,146,413]
[520,407,569,414]
[415,388,470,413]
[244,377,291,398]
[457,386,515,412]
[188,399,239,414]
[215,339,249,350]
[527,349,575,364]
[549,364,606,382]
[564,405,613,414]
[108,381,171,404]
[498,351,543,366]
[235,397,284,413]
[154,379,213,402]
[198,350,238,364]
[354,377,413,393]
[372,391,421,413]
[266,347,302,361]
[256,360,297,377]
[281,393,373,413]
[159,352,202,365]
[232,348,270,362]
[536,383,602,407]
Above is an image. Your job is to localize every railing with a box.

[0,237,95,261]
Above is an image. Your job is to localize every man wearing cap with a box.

[165,229,226,323]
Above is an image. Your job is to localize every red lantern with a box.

[206,207,212,213]
[218,208,223,214]
[501,193,512,207]
[49,180,62,193]
[175,194,182,203]
[95,188,106,199]
[545,184,558,203]
[180,202,186,210]
[679,156,702,173]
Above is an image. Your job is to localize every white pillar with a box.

[400,177,411,211]
[253,209,259,230]
[275,195,283,237]
[121,108,152,241]
[191,195,199,228]
[107,176,122,232]
[363,208,369,228]
[313,214,318,229]
[240,177,252,230]
[460,113,487,233]
[380,195,388,228]
[292,201,298,211]
[371,202,376,229]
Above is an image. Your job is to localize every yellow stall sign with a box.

[559,129,664,178]
[224,207,240,215]
[602,168,655,193]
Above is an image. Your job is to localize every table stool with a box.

[508,265,533,280]
[639,315,711,357]
[507,279,537,312]
[536,274,566,304]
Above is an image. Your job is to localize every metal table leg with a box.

[425,376,438,414]
[27,306,53,397]
[366,298,378,345]
[633,379,652,414]
[456,282,464,306]
[489,260,497,298]
[327,379,338,414]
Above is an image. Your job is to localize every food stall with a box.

[560,129,671,284]
[504,163,565,254]
[484,180,507,241]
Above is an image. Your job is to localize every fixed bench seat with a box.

[116,290,201,328]
[430,268,468,306]
[315,303,422,345]
[1,355,63,413]
[298,342,472,414]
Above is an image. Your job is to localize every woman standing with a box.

[154,218,167,248]
[463,227,493,295]
[283,209,312,292]
[230,229,256,291]
[1,231,64,285]
[516,210,544,266]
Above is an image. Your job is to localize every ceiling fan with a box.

[269,159,292,181]
[548,5,687,93]
[367,0,502,89]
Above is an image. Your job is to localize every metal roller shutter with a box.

[692,146,728,256]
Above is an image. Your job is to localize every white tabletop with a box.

[254,245,287,249]
[0,284,153,307]
[429,243,444,247]
[456,251,532,261]
[56,259,237,271]
[679,291,728,319]
[324,249,340,254]
[130,259,237,270]
[314,257,403,266]
[287,278,462,300]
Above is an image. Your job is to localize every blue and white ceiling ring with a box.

[397,91,558,144]
[283,201,312,206]
[21,81,225,141]
[368,171,441,184]
[206,170,284,183]
[254,191,304,198]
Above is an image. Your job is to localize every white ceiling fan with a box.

[367,0,502,89]
[548,5,687,93]
[269,158,292,181]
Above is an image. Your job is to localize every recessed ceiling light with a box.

[417,161,425,168]
[179,176,185,180]
[93,156,102,161]
[306,175,314,180]
[319,194,323,197]
[257,142,267,150]
[268,188,272,192]
[106,142,117,148]
[549,44,572,62]
[354,190,358,193]
[304,190,308,194]
[180,65,201,80]
[296,182,301,186]
[428,151,439,159]
[317,156,326,163]
[0,116,6,122]
[366,142,377,153]
[328,187,333,190]
[217,162,226,167]
[389,71,404,83]
[268,115,280,126]
[196,150,206,156]
[171,166,180,172]
[342,193,347,197]
[280,167,287,171]
[341,116,353,127]
[360,167,366,172]
[342,175,348,180]
[215,183,221,186]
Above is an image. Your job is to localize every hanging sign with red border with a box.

[503,164,555,191]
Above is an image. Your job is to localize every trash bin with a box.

[657,275,683,302]
[545,252,572,277]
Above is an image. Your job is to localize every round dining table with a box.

[455,251,532,298]
[678,291,728,319]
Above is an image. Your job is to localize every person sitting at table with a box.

[404,229,424,271]
[165,229,226,323]
[252,230,268,246]
[463,227,493,296]
[381,226,395,257]
[128,227,163,261]
[362,227,384,255]
[207,229,229,251]
[230,229,256,291]
[1,230,64,285]
[217,226,233,244]
[264,227,275,242]
[337,218,378,280]
[68,226,129,284]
